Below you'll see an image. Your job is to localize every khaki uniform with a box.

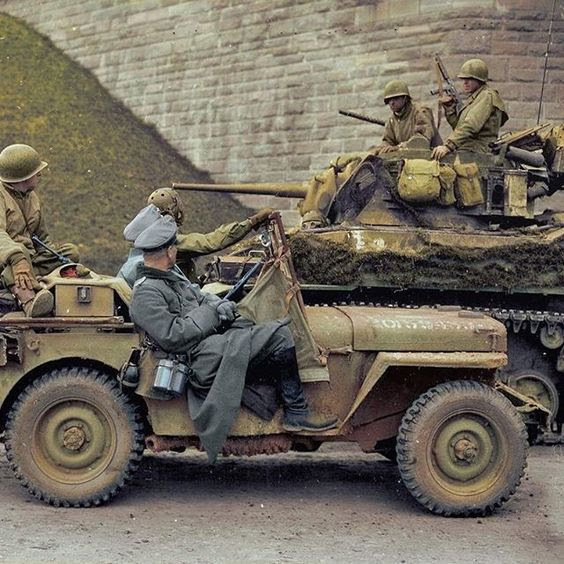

[381,100,441,149]
[0,182,78,288]
[176,219,253,281]
[445,84,508,152]
[118,219,254,286]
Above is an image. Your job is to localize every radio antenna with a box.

[537,0,557,124]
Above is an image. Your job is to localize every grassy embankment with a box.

[0,14,249,273]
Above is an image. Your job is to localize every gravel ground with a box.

[0,443,562,564]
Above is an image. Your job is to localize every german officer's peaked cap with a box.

[123,204,162,242]
[134,215,178,251]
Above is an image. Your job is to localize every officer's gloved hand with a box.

[216,299,237,323]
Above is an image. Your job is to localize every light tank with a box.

[173,123,564,440]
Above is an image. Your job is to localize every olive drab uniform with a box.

[381,100,442,149]
[175,219,254,281]
[0,181,79,288]
[444,84,508,153]
[118,219,254,286]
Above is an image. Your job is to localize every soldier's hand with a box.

[12,259,35,291]
[431,145,451,161]
[439,95,455,106]
[378,145,397,154]
[216,299,237,323]
[249,207,274,230]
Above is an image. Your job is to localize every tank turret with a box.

[174,124,564,232]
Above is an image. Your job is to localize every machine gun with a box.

[31,236,71,264]
[338,109,385,127]
[430,54,462,125]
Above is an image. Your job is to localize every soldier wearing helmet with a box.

[0,144,79,317]
[432,59,508,160]
[118,187,272,287]
[373,79,441,154]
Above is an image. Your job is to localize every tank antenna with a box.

[537,0,557,124]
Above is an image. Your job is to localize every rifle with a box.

[31,235,71,264]
[224,259,264,301]
[224,229,271,300]
[339,109,385,127]
[430,54,462,127]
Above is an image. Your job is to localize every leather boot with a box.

[12,286,54,318]
[275,347,338,432]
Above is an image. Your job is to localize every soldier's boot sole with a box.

[22,289,54,318]
[282,414,339,433]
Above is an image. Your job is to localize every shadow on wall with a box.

[0,14,251,273]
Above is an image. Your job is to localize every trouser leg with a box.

[273,346,309,415]
[32,244,80,276]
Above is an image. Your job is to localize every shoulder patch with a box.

[133,276,147,287]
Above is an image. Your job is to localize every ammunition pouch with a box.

[438,164,457,206]
[454,162,484,207]
[398,159,456,206]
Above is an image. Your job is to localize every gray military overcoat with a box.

[129,264,291,461]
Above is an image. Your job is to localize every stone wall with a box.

[1,0,563,192]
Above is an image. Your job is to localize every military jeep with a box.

[0,218,534,517]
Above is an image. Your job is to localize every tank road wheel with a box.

[396,380,527,517]
[508,370,560,425]
[4,367,145,507]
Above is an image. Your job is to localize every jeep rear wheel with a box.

[5,367,144,507]
[396,380,527,517]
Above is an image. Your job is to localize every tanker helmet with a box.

[383,80,411,103]
[458,59,488,83]
[0,144,48,183]
[147,187,184,226]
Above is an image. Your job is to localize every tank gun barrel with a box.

[172,182,309,199]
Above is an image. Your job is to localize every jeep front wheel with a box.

[396,380,527,517]
[5,367,145,507]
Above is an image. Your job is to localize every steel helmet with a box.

[458,59,489,82]
[383,80,411,103]
[0,144,48,183]
[147,187,185,226]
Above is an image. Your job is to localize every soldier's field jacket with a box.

[0,182,53,269]
[381,100,442,149]
[445,84,508,152]
[118,219,253,286]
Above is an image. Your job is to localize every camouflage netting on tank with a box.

[289,233,564,290]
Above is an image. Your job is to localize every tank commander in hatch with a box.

[372,79,442,154]
[0,144,79,317]
[432,58,508,160]
[128,214,338,461]
[118,187,273,287]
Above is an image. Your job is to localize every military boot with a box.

[275,347,338,432]
[12,286,54,318]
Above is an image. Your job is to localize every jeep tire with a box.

[5,367,144,507]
